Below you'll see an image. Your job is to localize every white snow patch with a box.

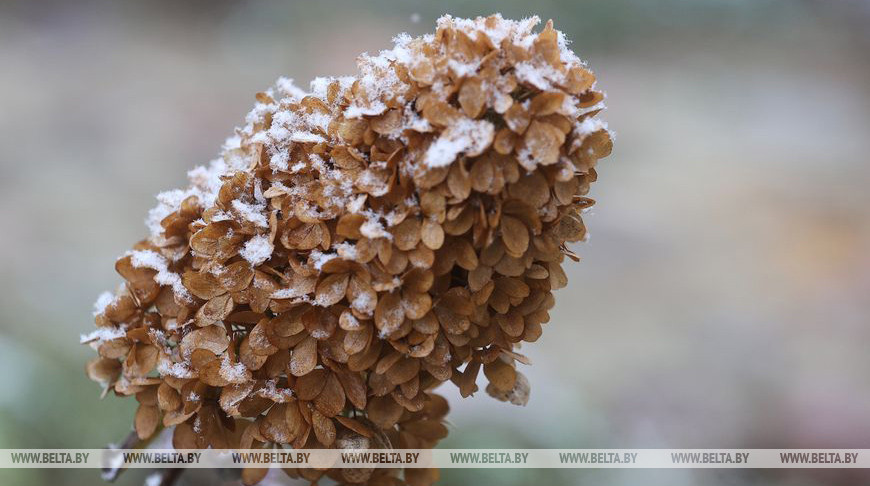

[80,325,127,345]
[146,138,247,240]
[270,287,309,299]
[290,131,325,143]
[157,356,195,379]
[334,242,358,261]
[575,117,608,136]
[219,355,249,383]
[128,250,191,301]
[424,118,494,167]
[256,379,294,403]
[92,291,116,316]
[308,250,338,270]
[351,292,374,315]
[231,200,269,228]
[360,212,393,240]
[275,76,308,100]
[240,235,273,266]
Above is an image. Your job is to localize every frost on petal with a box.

[424,118,494,168]
[240,235,273,266]
[128,250,191,301]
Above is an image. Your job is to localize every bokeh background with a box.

[2,0,870,485]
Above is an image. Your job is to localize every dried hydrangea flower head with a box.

[83,13,611,486]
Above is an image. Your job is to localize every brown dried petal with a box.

[402,291,432,320]
[348,339,382,372]
[335,416,374,438]
[500,215,529,257]
[483,359,518,392]
[374,291,404,335]
[486,370,530,406]
[240,336,268,371]
[386,357,421,385]
[135,404,159,440]
[458,77,486,118]
[182,271,224,300]
[312,410,336,446]
[285,399,306,439]
[344,325,372,355]
[336,370,367,410]
[457,360,481,398]
[530,91,566,116]
[273,312,305,337]
[315,273,350,307]
[347,275,376,316]
[314,373,346,417]
[366,395,404,429]
[504,103,530,133]
[196,293,234,326]
[282,223,324,251]
[290,336,318,377]
[420,219,444,250]
[402,419,449,441]
[522,120,565,166]
[260,403,293,443]
[220,261,255,292]
[495,311,525,337]
[549,262,569,290]
[180,325,229,356]
[157,382,182,411]
[392,217,422,251]
[220,381,254,415]
[294,371,326,402]
[249,319,279,356]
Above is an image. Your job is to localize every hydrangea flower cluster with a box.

[83,14,611,485]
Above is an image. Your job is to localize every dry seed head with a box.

[84,13,611,486]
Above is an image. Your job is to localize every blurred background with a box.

[1,0,870,485]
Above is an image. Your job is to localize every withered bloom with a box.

[83,14,611,486]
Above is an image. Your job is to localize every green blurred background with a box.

[1,0,869,484]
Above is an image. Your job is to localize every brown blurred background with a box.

[1,0,869,485]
